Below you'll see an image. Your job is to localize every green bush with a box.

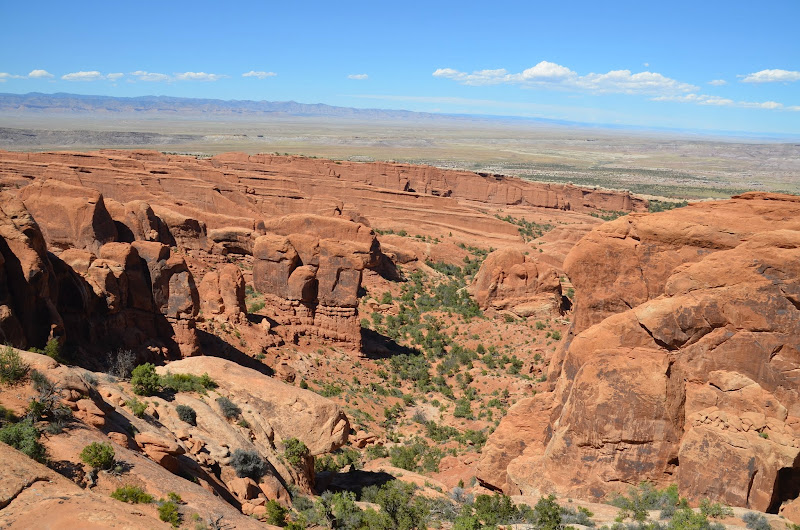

[453,398,473,419]
[111,485,154,504]
[216,396,241,419]
[130,363,160,396]
[266,499,288,527]
[80,441,115,470]
[0,418,46,462]
[742,512,772,530]
[158,500,181,527]
[0,345,28,385]
[175,404,197,425]
[533,494,562,530]
[283,437,309,467]
[230,448,268,480]
[160,372,217,393]
[699,498,733,519]
[125,397,147,418]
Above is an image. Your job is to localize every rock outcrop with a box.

[252,214,382,350]
[470,248,563,317]
[0,193,200,359]
[19,179,117,253]
[477,193,800,518]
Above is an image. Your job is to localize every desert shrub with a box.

[472,493,523,526]
[361,480,429,530]
[314,447,361,473]
[41,338,64,363]
[612,482,683,521]
[669,507,725,529]
[248,300,265,313]
[561,504,595,527]
[318,382,343,397]
[742,512,772,530]
[699,498,733,519]
[167,491,182,503]
[365,444,389,459]
[0,418,46,462]
[283,438,309,467]
[130,363,160,396]
[158,500,181,527]
[106,349,136,379]
[532,494,562,529]
[160,372,217,393]
[125,397,147,418]
[266,499,288,527]
[80,441,115,469]
[216,396,241,419]
[453,398,473,419]
[175,404,197,425]
[551,330,562,341]
[111,485,154,504]
[230,448,268,480]
[0,345,28,385]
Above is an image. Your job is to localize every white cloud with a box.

[131,70,171,82]
[62,71,106,81]
[741,69,800,83]
[28,69,54,78]
[106,73,124,81]
[708,79,727,86]
[433,61,697,95]
[0,72,24,82]
[243,70,277,79]
[173,71,225,81]
[347,73,369,80]
[653,93,798,111]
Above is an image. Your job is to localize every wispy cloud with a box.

[242,70,277,79]
[131,70,171,82]
[347,73,369,80]
[0,73,24,82]
[173,71,226,81]
[433,60,698,95]
[62,70,106,81]
[28,69,54,79]
[653,93,798,111]
[129,71,226,82]
[708,79,727,86]
[740,69,800,83]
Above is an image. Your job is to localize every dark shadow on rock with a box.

[314,469,396,497]
[196,329,274,376]
[361,328,423,360]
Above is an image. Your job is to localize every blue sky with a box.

[1,0,799,134]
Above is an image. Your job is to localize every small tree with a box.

[533,494,562,530]
[0,345,28,385]
[131,363,160,396]
[283,438,309,468]
[80,441,115,470]
[266,499,288,527]
[0,418,46,462]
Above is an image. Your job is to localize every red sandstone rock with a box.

[19,179,117,253]
[470,248,563,317]
[478,194,800,519]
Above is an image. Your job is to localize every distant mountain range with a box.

[1,92,797,141]
[0,92,452,121]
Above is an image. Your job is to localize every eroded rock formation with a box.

[470,248,564,317]
[477,193,800,517]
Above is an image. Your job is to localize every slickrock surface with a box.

[477,193,800,518]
